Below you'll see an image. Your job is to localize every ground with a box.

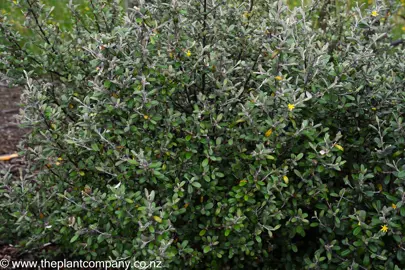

[0,84,27,266]
[0,85,25,155]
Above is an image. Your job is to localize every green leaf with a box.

[397,171,405,179]
[224,229,231,237]
[70,234,79,243]
[203,246,211,253]
[199,229,206,236]
[341,249,351,257]
[205,203,214,210]
[202,158,209,167]
[104,80,111,88]
[353,226,362,236]
[191,182,202,188]
[91,143,100,151]
[125,198,134,204]
[127,159,139,165]
[400,207,405,217]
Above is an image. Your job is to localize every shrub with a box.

[1,0,405,268]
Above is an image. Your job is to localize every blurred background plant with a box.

[1,0,404,36]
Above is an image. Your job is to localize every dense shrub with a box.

[1,0,405,268]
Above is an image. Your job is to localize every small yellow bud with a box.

[283,175,289,184]
[265,129,273,137]
[143,114,149,120]
[275,76,283,81]
[392,203,397,209]
[371,10,378,17]
[186,50,191,57]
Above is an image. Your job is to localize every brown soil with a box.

[0,85,26,155]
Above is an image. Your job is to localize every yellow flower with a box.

[283,175,289,184]
[143,114,149,120]
[186,50,191,57]
[1,9,6,14]
[58,157,63,161]
[371,10,378,17]
[275,76,283,81]
[402,26,405,31]
[265,129,273,137]
[380,224,388,233]
[85,6,90,11]
[377,184,383,191]
[371,107,377,111]
[392,204,397,209]
[55,162,61,166]
[184,203,189,208]
[288,104,295,111]
[335,144,344,151]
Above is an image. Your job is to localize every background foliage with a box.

[1,0,405,269]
